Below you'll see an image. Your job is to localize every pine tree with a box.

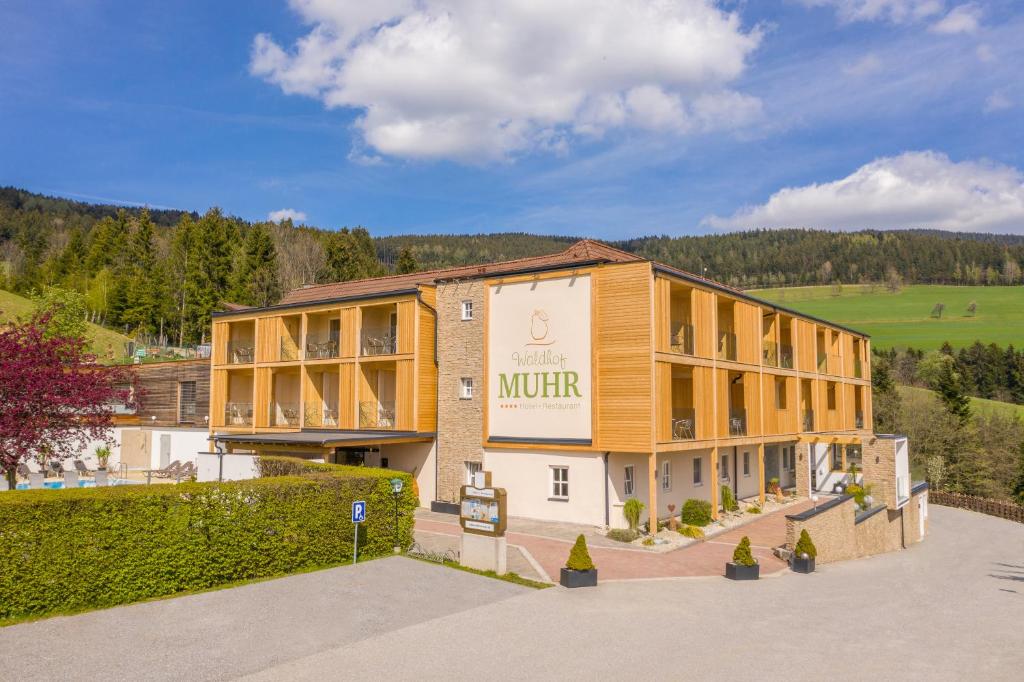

[395,247,418,274]
[935,361,972,425]
[319,227,383,283]
[120,210,160,334]
[229,223,281,307]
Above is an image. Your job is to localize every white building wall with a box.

[197,453,259,482]
[653,450,714,520]
[483,448,605,526]
[608,452,650,529]
[377,440,437,508]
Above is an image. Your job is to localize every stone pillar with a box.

[757,443,766,506]
[461,533,507,575]
[795,441,811,498]
[710,446,720,520]
[862,436,897,509]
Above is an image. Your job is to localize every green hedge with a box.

[0,456,416,620]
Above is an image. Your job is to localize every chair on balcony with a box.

[282,407,299,426]
[729,416,745,437]
[672,418,694,440]
[378,405,395,428]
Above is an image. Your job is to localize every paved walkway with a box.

[415,498,818,580]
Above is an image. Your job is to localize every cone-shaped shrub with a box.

[566,534,595,571]
[732,536,757,566]
[794,529,817,559]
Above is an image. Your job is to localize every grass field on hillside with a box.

[898,385,1024,420]
[0,289,131,358]
[749,284,1024,350]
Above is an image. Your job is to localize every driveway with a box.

[3,505,1022,681]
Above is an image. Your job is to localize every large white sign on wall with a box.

[488,274,592,442]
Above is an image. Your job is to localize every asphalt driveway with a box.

[2,505,1022,681]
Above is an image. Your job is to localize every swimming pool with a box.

[14,479,141,490]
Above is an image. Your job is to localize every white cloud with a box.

[929,3,982,34]
[251,1,763,162]
[799,1,945,24]
[984,91,1011,113]
[704,151,1024,233]
[842,53,883,76]
[268,208,307,223]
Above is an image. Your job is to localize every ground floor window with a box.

[624,464,635,496]
[846,445,863,469]
[782,448,789,470]
[720,454,730,481]
[550,466,569,500]
[788,446,796,473]
[661,460,671,491]
[693,457,702,486]
[742,451,750,476]
[465,461,482,485]
[831,444,843,471]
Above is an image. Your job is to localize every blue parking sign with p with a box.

[352,500,366,523]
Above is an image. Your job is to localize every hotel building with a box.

[209,240,878,531]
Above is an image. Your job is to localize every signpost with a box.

[459,471,508,575]
[352,500,366,564]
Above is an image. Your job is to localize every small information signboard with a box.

[459,471,507,537]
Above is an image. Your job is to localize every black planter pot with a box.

[791,556,815,574]
[560,568,598,588]
[725,562,760,580]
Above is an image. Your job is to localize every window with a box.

[661,460,672,491]
[782,448,789,470]
[550,466,569,500]
[178,381,197,423]
[692,457,702,486]
[624,465,635,497]
[775,377,788,410]
[465,461,482,485]
[827,382,837,410]
[743,451,750,477]
[831,444,843,471]
[788,447,796,472]
[460,377,474,399]
[381,457,389,468]
[846,445,863,469]
[720,454,730,481]
[461,300,474,320]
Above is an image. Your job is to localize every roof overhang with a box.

[213,430,435,449]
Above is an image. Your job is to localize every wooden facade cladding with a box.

[131,359,211,427]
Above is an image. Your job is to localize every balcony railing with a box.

[718,331,737,362]
[304,404,339,428]
[728,408,747,437]
[854,357,863,379]
[361,330,397,356]
[817,352,827,372]
[670,323,695,355]
[224,402,253,426]
[359,401,395,429]
[855,411,864,429]
[780,344,794,369]
[279,337,300,362]
[803,409,815,432]
[305,334,340,360]
[271,402,300,427]
[671,407,696,441]
[762,340,778,367]
[227,340,255,364]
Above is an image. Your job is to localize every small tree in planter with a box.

[560,534,598,588]
[792,529,817,573]
[725,536,759,580]
[94,446,112,470]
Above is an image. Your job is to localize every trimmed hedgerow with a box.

[0,456,415,621]
[680,498,713,527]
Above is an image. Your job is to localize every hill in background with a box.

[0,289,130,359]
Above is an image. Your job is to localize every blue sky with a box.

[2,1,1023,237]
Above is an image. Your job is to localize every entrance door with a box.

[764,447,780,487]
[159,434,172,468]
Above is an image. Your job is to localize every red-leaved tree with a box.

[0,314,134,488]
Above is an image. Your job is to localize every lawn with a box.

[748,284,1024,350]
[898,385,1024,420]
[0,289,130,360]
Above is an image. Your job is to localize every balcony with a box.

[304,404,339,428]
[718,331,737,362]
[361,329,397,356]
[305,334,340,360]
[271,402,300,427]
[762,341,778,367]
[227,340,255,364]
[671,407,696,441]
[224,402,253,426]
[670,323,695,356]
[854,357,863,379]
[728,408,747,437]
[817,352,827,372]
[359,401,395,429]
[279,336,300,362]
[780,344,794,369]
[803,409,815,432]
[855,411,864,429]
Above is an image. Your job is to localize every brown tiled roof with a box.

[278,239,642,306]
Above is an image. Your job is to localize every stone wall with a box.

[795,441,811,497]
[862,436,898,508]
[435,279,485,502]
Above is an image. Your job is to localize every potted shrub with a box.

[725,536,759,580]
[94,445,111,470]
[792,529,817,573]
[560,534,598,588]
